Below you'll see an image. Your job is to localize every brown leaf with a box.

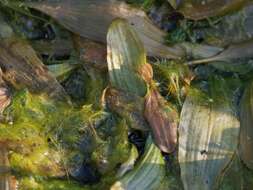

[178,0,248,20]
[0,146,17,190]
[0,87,11,114]
[103,87,149,131]
[27,0,184,59]
[32,38,74,59]
[0,70,11,114]
[144,88,178,153]
[138,63,153,84]
[0,39,70,103]
[188,39,253,65]
[73,36,107,70]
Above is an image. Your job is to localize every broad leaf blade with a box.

[178,77,240,190]
[107,19,147,97]
[26,0,184,59]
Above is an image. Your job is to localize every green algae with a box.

[0,88,134,189]
[84,68,108,109]
[19,177,90,190]
[91,118,131,175]
[0,89,113,187]
[152,60,192,107]
[0,1,251,190]
[63,68,107,108]
[187,75,241,110]
[219,155,253,190]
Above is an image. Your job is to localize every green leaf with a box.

[107,19,147,97]
[178,76,240,190]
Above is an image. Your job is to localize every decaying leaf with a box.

[178,0,249,20]
[178,42,223,59]
[0,147,17,190]
[199,3,253,46]
[103,87,149,131]
[26,0,184,59]
[73,36,107,70]
[0,15,69,102]
[138,63,153,84]
[0,39,70,102]
[188,39,253,65]
[32,39,74,59]
[144,88,178,153]
[106,19,179,152]
[178,77,240,190]
[0,87,10,114]
[187,40,253,74]
[0,71,11,114]
[0,71,14,190]
[240,80,253,170]
[111,136,165,190]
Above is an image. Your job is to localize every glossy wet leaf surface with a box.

[0,0,253,189]
[178,77,240,190]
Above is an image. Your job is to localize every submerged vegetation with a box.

[0,0,253,190]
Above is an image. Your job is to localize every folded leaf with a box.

[111,136,165,190]
[144,88,178,153]
[219,155,253,190]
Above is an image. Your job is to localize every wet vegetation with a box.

[0,0,253,190]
